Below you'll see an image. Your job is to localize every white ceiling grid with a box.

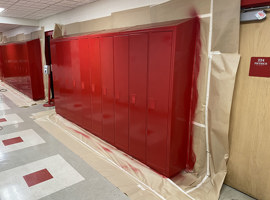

[0,0,96,20]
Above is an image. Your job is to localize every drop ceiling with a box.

[0,0,97,20]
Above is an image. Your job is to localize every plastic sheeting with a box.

[32,110,194,200]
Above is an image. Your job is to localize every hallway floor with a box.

[0,94,128,200]
[0,90,255,200]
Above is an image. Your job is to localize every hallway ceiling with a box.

[0,0,97,20]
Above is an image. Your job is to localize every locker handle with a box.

[81,82,85,89]
[130,94,136,105]
[115,92,120,100]
[148,99,156,110]
[91,84,95,92]
[103,88,107,96]
[73,80,76,87]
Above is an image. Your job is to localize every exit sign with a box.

[249,57,270,78]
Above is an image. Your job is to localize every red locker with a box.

[129,33,148,163]
[60,40,73,119]
[69,39,82,125]
[167,20,198,176]
[89,37,102,137]
[54,40,66,117]
[27,39,45,100]
[114,35,129,152]
[100,37,115,144]
[78,37,92,130]
[147,31,173,174]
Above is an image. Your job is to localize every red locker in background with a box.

[27,39,45,100]
[51,18,200,177]
[0,39,44,100]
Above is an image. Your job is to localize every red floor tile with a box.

[23,169,53,187]
[2,137,23,146]
[0,118,7,122]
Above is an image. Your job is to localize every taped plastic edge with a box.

[204,0,213,179]
[186,174,209,193]
[192,121,206,128]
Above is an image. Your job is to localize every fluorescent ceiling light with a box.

[0,8,5,13]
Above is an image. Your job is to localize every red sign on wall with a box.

[249,57,270,78]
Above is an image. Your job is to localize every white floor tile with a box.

[0,129,45,153]
[0,114,23,127]
[0,103,10,111]
[0,155,84,200]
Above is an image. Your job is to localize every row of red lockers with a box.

[0,39,44,100]
[51,18,199,177]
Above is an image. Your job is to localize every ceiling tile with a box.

[0,0,98,20]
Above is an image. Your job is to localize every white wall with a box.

[3,0,169,36]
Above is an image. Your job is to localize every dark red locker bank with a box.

[51,18,200,177]
[0,39,44,100]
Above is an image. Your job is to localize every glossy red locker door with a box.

[89,37,102,137]
[129,33,148,162]
[69,39,81,124]
[100,36,115,144]
[54,41,65,116]
[78,37,92,131]
[61,40,73,119]
[147,31,173,174]
[114,35,129,152]
[27,39,45,100]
